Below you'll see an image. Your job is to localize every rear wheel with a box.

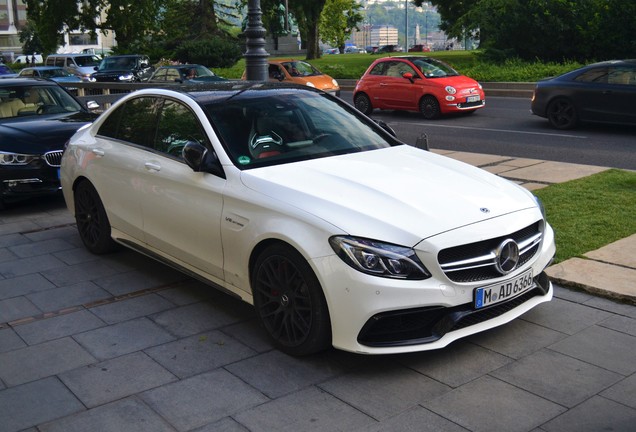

[354,93,373,115]
[419,95,441,119]
[546,98,578,129]
[252,243,331,356]
[74,180,118,254]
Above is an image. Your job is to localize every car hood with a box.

[0,112,96,153]
[291,74,339,91]
[430,75,480,89]
[240,145,536,245]
[51,76,83,83]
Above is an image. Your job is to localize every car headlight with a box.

[534,195,546,219]
[0,151,39,166]
[118,73,134,81]
[445,86,456,94]
[332,79,339,87]
[305,82,316,88]
[329,236,431,280]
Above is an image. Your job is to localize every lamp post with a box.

[244,0,269,81]
[404,0,408,52]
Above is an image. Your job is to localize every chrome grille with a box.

[44,150,64,167]
[438,221,542,283]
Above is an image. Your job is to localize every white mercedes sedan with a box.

[61,83,555,356]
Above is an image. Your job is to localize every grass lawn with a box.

[534,169,636,263]
[216,50,583,82]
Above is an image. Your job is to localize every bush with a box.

[174,38,242,68]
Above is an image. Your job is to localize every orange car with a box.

[244,59,340,96]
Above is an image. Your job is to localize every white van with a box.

[45,54,101,81]
[13,54,44,64]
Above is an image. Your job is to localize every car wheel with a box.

[74,180,118,254]
[419,95,441,119]
[252,243,331,356]
[354,93,373,115]
[546,98,578,129]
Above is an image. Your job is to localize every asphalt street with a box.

[340,91,636,170]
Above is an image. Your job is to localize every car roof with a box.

[0,77,61,87]
[21,66,63,70]
[158,64,203,69]
[585,59,636,67]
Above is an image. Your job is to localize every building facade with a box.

[0,0,114,62]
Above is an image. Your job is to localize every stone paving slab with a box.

[546,257,636,303]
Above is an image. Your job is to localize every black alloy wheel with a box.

[546,98,578,130]
[74,180,118,254]
[354,93,373,115]
[419,95,441,119]
[252,243,331,356]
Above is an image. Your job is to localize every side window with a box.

[369,63,386,76]
[154,99,208,159]
[575,67,608,83]
[166,69,181,81]
[152,69,167,81]
[608,66,636,85]
[55,58,65,67]
[97,97,161,147]
[385,61,413,78]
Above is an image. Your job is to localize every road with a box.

[340,91,636,170]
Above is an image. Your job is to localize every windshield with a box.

[281,61,321,77]
[0,65,14,75]
[98,56,138,71]
[181,66,215,79]
[74,55,101,67]
[41,69,73,78]
[411,58,460,78]
[0,85,82,119]
[204,89,394,169]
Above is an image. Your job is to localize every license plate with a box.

[466,95,480,103]
[474,269,534,309]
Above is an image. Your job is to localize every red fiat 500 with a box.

[354,56,485,119]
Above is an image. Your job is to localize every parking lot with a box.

[0,193,634,432]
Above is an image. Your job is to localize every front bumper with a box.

[312,215,556,354]
[0,162,61,203]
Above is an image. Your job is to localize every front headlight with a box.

[118,73,135,81]
[332,79,339,87]
[534,195,546,219]
[329,236,431,280]
[0,151,39,166]
[305,81,316,88]
[445,86,456,94]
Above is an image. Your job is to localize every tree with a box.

[289,0,328,59]
[24,0,99,55]
[98,0,166,52]
[319,0,363,53]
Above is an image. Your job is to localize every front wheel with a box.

[419,95,441,119]
[546,98,578,129]
[74,180,119,254]
[354,93,373,115]
[252,243,331,356]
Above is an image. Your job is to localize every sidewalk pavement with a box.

[435,149,636,305]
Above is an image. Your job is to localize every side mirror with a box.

[183,141,225,178]
[402,72,414,83]
[93,66,98,71]
[86,101,100,111]
[374,120,396,137]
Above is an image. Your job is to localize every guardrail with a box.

[57,79,537,112]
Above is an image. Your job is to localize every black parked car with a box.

[0,78,98,207]
[531,59,636,129]
[91,54,154,82]
[147,64,226,84]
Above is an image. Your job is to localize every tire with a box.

[419,95,441,119]
[354,93,373,115]
[252,243,331,356]
[74,180,118,254]
[546,98,578,130]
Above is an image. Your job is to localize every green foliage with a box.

[534,170,636,263]
[424,0,636,61]
[319,0,364,52]
[174,38,242,68]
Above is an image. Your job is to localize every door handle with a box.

[91,148,105,157]
[144,162,161,171]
